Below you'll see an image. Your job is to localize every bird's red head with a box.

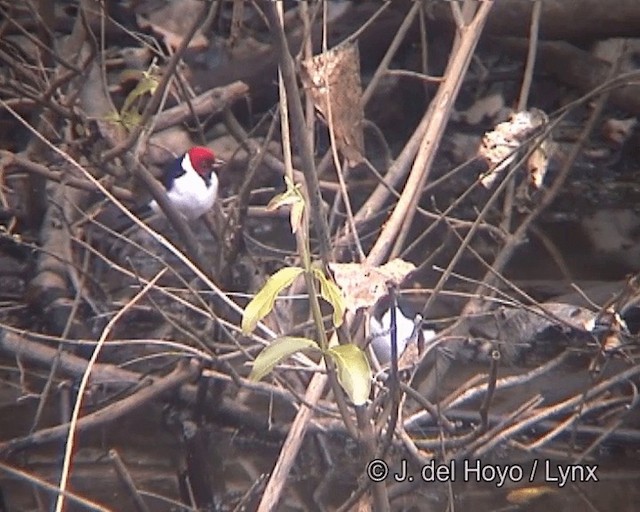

[187,146,224,176]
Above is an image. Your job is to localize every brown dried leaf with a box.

[478,109,548,188]
[328,259,416,312]
[301,41,365,166]
[527,139,551,189]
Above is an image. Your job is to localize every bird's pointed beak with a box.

[213,157,226,170]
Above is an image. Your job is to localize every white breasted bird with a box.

[88,146,225,283]
[149,146,225,220]
[369,295,437,365]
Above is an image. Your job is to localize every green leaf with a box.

[327,344,371,405]
[121,71,159,114]
[266,189,299,210]
[104,109,141,130]
[313,268,346,327]
[120,109,142,130]
[290,200,305,234]
[266,176,305,233]
[242,266,304,334]
[249,336,320,381]
[104,110,122,123]
[267,176,301,209]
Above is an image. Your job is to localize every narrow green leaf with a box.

[327,344,371,405]
[241,266,304,334]
[266,189,299,211]
[266,176,306,233]
[249,336,320,381]
[290,200,305,234]
[313,268,346,327]
[122,73,158,114]
[267,177,303,206]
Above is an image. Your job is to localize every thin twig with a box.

[370,2,494,264]
[101,2,209,162]
[0,461,110,511]
[517,0,542,110]
[263,2,333,263]
[109,449,152,512]
[54,269,166,512]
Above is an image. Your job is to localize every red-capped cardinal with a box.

[149,146,224,220]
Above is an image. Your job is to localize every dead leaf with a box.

[478,109,548,188]
[328,259,416,312]
[301,41,365,166]
[526,138,552,189]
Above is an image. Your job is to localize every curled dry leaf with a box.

[328,258,416,312]
[526,138,552,189]
[478,109,549,188]
[301,41,365,166]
